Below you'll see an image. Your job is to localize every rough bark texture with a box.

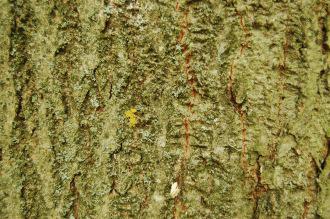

[0,0,329,218]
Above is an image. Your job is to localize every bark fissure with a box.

[252,155,267,218]
[320,137,330,171]
[67,173,81,219]
[8,1,46,218]
[319,8,329,54]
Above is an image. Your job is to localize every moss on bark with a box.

[0,0,329,218]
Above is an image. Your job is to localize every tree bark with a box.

[0,0,329,218]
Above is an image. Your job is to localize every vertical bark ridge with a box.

[7,0,49,218]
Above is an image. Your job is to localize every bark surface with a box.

[0,0,329,218]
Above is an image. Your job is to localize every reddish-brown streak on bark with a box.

[240,112,247,170]
[174,195,187,219]
[175,1,180,11]
[234,13,270,215]
[252,156,268,218]
[184,51,197,100]
[238,13,249,34]
[173,5,196,219]
[301,156,319,219]
[96,106,105,113]
[226,11,253,176]
[70,175,80,219]
[237,13,251,55]
[236,13,250,171]
[302,201,310,219]
[177,31,185,43]
[282,33,289,69]
[179,13,196,111]
[187,101,193,112]
[275,34,288,123]
[178,9,194,157]
[177,11,188,43]
[183,118,190,156]
[227,63,248,171]
[181,44,188,53]
[272,24,289,160]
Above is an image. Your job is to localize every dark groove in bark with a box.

[319,7,329,54]
[49,1,84,216]
[320,137,330,170]
[227,61,247,173]
[66,173,81,219]
[304,155,319,219]
[252,155,268,219]
[8,1,46,217]
[102,0,113,34]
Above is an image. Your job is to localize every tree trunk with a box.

[0,0,329,218]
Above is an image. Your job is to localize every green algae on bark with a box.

[0,0,329,218]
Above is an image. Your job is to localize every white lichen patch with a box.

[213,146,224,155]
[170,182,180,198]
[90,96,99,108]
[152,192,165,203]
[103,5,112,16]
[157,135,166,148]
